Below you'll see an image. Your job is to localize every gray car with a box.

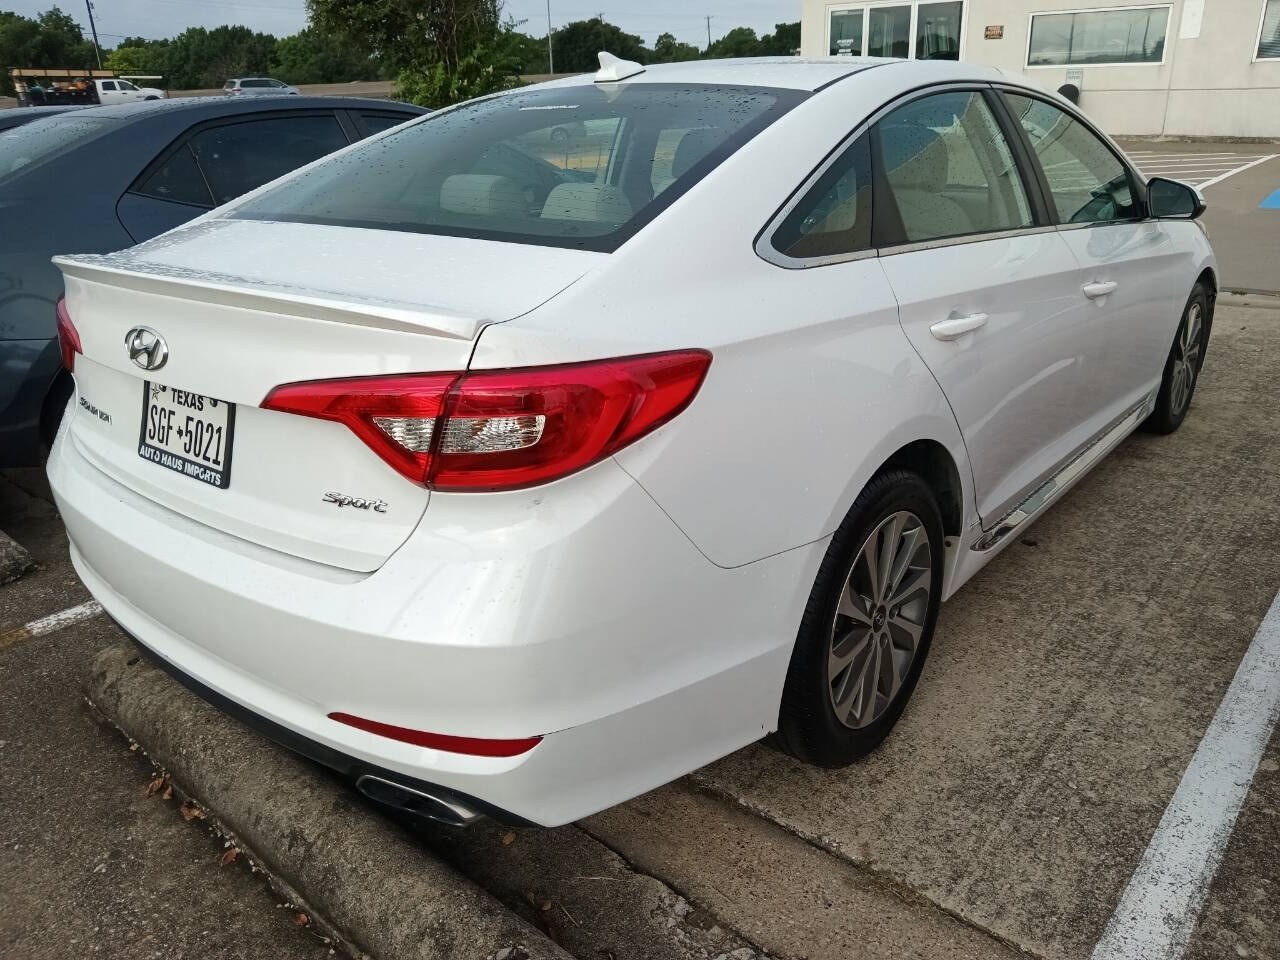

[0,95,425,466]
[223,78,301,96]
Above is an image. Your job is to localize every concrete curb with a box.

[84,641,572,960]
[0,529,35,585]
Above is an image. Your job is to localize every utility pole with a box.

[84,0,103,69]
[705,15,713,51]
[545,0,554,74]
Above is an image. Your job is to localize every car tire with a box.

[772,469,944,767]
[1143,282,1210,435]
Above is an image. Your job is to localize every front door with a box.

[1001,91,1192,431]
[874,88,1094,526]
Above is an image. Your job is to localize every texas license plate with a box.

[137,381,235,488]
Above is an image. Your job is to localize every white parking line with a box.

[1090,588,1280,960]
[0,600,104,649]
[1196,154,1278,190]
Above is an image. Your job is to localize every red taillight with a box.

[328,712,541,757]
[55,296,81,372]
[262,350,711,491]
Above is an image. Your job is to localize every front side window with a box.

[1260,0,1280,58]
[1028,6,1169,66]
[119,80,137,91]
[772,133,872,259]
[876,91,1033,243]
[230,84,803,252]
[1003,93,1138,224]
[190,114,348,205]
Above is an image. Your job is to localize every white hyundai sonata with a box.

[48,55,1215,826]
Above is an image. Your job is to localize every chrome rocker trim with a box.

[972,397,1154,552]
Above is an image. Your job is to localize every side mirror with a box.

[1147,177,1206,220]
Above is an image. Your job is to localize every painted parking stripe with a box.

[0,600,104,650]
[1090,588,1280,960]
[1195,155,1278,190]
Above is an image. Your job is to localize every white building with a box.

[799,0,1280,137]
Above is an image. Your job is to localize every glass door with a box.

[826,1,963,60]
[829,8,865,55]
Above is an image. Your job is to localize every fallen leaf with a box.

[145,775,165,796]
[501,831,515,846]
[179,800,205,822]
[219,848,239,866]
[294,912,310,926]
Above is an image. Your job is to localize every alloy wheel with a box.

[1170,302,1203,416]
[828,510,933,730]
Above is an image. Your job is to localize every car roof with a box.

[44,96,425,124]
[535,56,1010,93]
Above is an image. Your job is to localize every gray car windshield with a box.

[0,116,111,182]
[230,83,804,252]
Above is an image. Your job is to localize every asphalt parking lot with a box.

[3,290,1279,960]
[1116,139,1280,295]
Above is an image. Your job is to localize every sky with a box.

[9,0,800,48]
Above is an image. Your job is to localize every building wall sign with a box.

[985,24,1004,39]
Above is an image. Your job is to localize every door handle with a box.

[1082,280,1118,300]
[930,313,989,341]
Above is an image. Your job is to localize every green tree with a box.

[0,6,99,94]
[758,22,800,56]
[307,0,502,75]
[163,25,277,89]
[549,18,647,72]
[273,26,381,84]
[706,26,760,59]
[396,34,521,107]
[650,32,699,63]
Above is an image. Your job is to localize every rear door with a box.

[1000,90,1189,426]
[876,87,1094,526]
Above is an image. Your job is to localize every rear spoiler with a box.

[53,253,486,341]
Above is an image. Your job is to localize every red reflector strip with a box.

[328,712,542,758]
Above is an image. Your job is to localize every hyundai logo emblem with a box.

[125,326,168,371]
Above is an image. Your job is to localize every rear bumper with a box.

[49,415,822,825]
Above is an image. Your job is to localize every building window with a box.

[828,2,963,60]
[1259,0,1280,59]
[1027,6,1170,66]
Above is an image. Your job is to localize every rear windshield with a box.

[0,116,111,182]
[230,83,805,252]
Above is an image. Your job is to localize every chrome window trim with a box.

[878,224,1057,257]
[757,80,1015,270]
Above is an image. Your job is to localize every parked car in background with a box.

[223,78,301,96]
[0,105,85,133]
[0,95,426,466]
[44,57,1215,827]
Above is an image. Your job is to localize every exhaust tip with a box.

[354,774,483,827]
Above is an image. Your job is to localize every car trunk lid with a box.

[55,218,601,572]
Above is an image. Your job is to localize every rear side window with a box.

[134,144,213,207]
[1003,93,1137,224]
[875,90,1032,243]
[229,84,805,253]
[771,133,872,259]
[361,112,415,135]
[189,114,349,205]
[101,81,117,91]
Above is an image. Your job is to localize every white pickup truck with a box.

[23,76,167,106]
